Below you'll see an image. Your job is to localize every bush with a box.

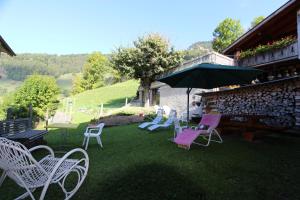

[13,75,60,119]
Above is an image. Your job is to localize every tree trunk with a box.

[143,86,150,107]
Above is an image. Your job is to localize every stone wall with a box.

[202,77,300,128]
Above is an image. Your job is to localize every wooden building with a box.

[202,0,300,131]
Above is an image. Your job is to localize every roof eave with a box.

[222,0,297,55]
[0,35,16,56]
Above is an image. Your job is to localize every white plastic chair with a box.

[82,123,105,150]
[0,137,89,200]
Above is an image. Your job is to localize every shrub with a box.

[13,75,60,119]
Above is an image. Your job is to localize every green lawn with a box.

[1,124,300,200]
[67,80,139,123]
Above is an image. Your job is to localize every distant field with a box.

[0,78,22,101]
[56,73,76,96]
[64,80,139,123]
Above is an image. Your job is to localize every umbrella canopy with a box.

[157,63,263,124]
[158,63,263,89]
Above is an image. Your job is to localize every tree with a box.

[71,74,85,95]
[251,16,265,28]
[212,18,244,52]
[81,52,112,90]
[13,75,60,119]
[112,34,183,107]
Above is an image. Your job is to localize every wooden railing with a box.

[237,41,298,67]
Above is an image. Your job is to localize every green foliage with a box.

[12,75,60,119]
[82,52,112,89]
[239,35,297,59]
[251,16,265,28]
[112,34,182,106]
[0,53,88,81]
[112,33,182,90]
[71,52,118,94]
[71,74,85,95]
[212,18,244,52]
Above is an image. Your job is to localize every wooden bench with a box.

[0,118,47,146]
[218,114,285,141]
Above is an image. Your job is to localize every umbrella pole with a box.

[186,88,192,126]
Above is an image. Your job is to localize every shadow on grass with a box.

[94,163,206,200]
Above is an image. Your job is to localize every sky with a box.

[0,0,288,55]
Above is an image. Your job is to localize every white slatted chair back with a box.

[0,137,46,188]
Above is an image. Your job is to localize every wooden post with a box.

[45,108,49,131]
[100,103,103,117]
[125,98,128,107]
[6,108,12,120]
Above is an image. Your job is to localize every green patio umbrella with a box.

[157,63,263,123]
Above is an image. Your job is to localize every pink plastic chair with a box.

[174,114,222,149]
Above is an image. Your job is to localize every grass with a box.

[67,80,139,123]
[1,124,300,200]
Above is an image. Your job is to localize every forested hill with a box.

[183,41,213,61]
[0,53,88,81]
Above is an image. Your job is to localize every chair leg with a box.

[96,136,103,148]
[15,188,36,200]
[82,136,86,147]
[0,171,6,186]
[85,137,90,150]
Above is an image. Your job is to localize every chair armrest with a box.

[29,145,54,157]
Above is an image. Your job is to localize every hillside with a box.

[187,41,212,51]
[0,53,88,81]
[0,78,22,101]
[66,80,139,123]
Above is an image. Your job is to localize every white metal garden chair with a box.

[0,137,89,200]
[82,123,105,150]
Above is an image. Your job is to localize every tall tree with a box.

[251,16,265,28]
[81,52,111,90]
[212,18,244,52]
[112,34,183,107]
